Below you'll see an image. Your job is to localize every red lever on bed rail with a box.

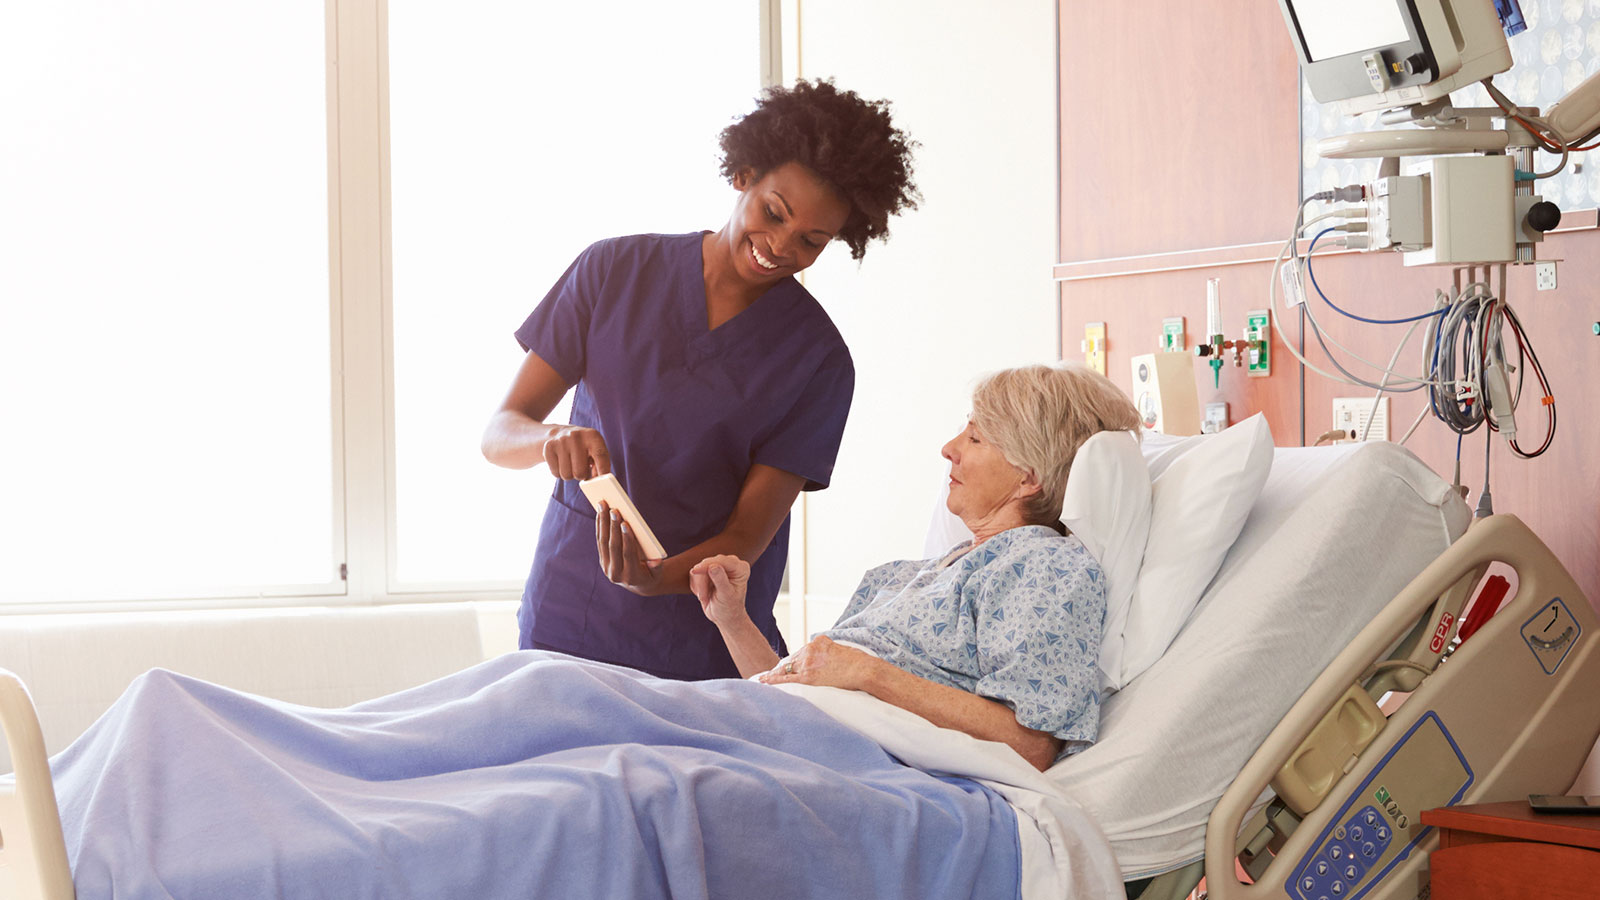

[1457,574,1511,644]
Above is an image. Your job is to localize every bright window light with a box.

[388,2,759,586]
[0,3,333,602]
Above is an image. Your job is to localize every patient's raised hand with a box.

[689,555,750,627]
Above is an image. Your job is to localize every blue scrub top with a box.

[515,232,854,680]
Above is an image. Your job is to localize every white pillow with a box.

[921,430,1153,693]
[1136,429,1204,479]
[1059,431,1152,693]
[923,476,973,559]
[1111,414,1275,689]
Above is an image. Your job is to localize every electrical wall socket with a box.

[1535,260,1557,291]
[1203,401,1230,434]
[1333,397,1389,441]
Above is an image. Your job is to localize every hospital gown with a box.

[825,524,1105,748]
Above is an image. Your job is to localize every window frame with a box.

[0,0,781,614]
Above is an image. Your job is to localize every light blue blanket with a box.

[53,651,1021,900]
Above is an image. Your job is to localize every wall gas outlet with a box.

[1161,317,1187,352]
[1333,397,1389,441]
[1082,321,1107,375]
[1245,310,1270,376]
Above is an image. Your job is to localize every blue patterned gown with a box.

[824,524,1106,751]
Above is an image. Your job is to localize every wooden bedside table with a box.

[1421,800,1600,900]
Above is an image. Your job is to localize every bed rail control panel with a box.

[1287,712,1472,900]
[1294,805,1394,898]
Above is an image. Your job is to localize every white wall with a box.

[792,1,1060,629]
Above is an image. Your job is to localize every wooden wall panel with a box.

[1057,0,1600,607]
[1057,0,1300,261]
[1291,233,1600,603]
[1059,262,1302,441]
[1057,231,1600,604]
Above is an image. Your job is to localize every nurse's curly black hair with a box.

[718,79,919,260]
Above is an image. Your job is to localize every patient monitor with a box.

[1276,0,1600,267]
[1270,0,1573,460]
[1279,0,1512,115]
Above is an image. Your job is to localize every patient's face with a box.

[941,421,1025,526]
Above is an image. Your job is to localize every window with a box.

[0,2,767,607]
[387,1,761,587]
[0,2,334,603]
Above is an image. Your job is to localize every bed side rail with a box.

[1202,513,1592,900]
[0,669,75,900]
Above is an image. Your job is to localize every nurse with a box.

[482,79,919,680]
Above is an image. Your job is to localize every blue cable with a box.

[1305,229,1451,324]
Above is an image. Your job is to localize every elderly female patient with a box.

[687,364,1140,771]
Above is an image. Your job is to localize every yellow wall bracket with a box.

[1082,321,1107,375]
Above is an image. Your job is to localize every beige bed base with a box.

[3,515,1594,900]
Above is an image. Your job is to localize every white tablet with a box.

[578,473,668,561]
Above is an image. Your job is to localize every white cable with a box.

[1269,199,1497,448]
[1483,80,1571,178]
[1268,214,1379,389]
[1361,315,1426,440]
[1297,223,1491,391]
[1398,401,1430,446]
[1276,224,1467,391]
[1530,141,1569,180]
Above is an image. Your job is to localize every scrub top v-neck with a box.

[514,232,854,680]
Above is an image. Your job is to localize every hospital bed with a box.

[1,439,1596,900]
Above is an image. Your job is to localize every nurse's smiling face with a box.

[715,161,850,285]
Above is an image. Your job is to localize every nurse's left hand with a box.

[595,502,666,596]
[757,635,881,692]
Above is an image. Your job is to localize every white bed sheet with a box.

[1045,440,1471,878]
[778,681,1126,900]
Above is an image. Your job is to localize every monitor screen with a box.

[1288,0,1412,62]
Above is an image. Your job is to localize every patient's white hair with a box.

[969,363,1141,527]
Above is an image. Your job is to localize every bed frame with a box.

[0,671,73,900]
[4,514,1595,900]
[1199,514,1600,900]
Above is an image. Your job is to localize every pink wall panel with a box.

[1057,0,1300,261]
[1057,0,1600,605]
[1057,234,1599,602]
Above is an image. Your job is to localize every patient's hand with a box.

[759,635,881,692]
[690,555,750,627]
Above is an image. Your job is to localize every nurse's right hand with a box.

[543,425,611,479]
